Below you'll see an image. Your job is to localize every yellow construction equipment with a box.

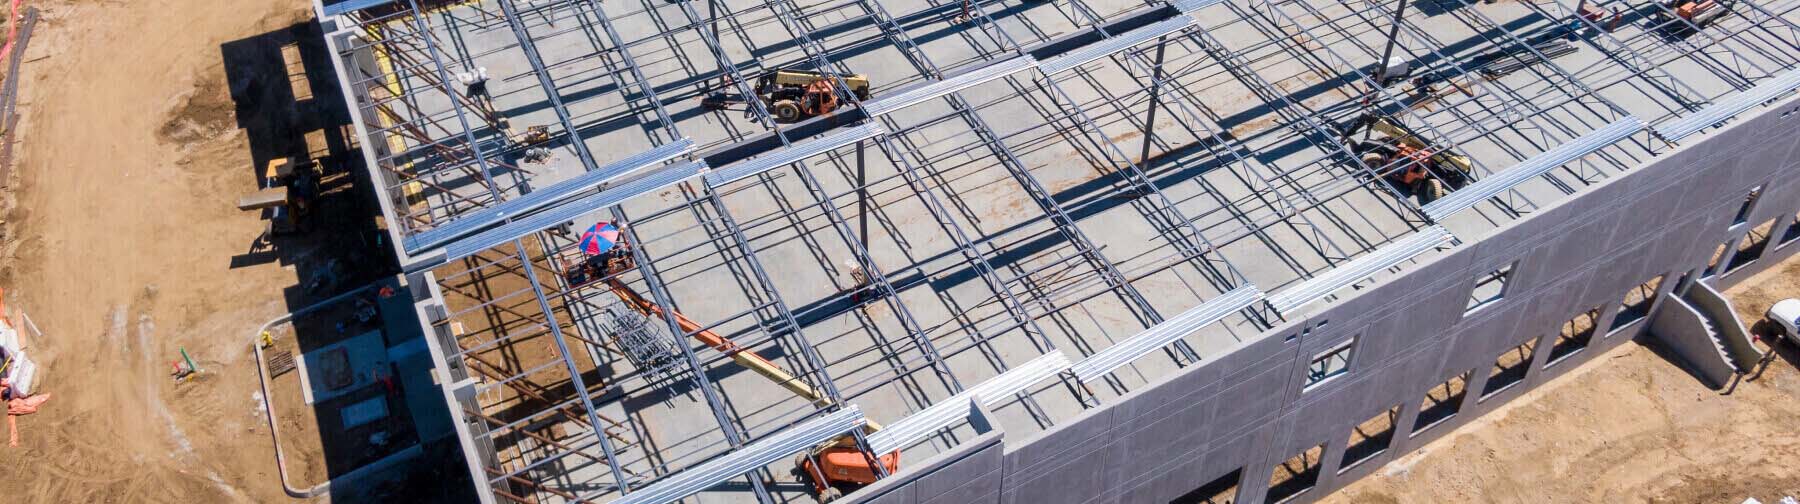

[702,69,873,122]
[1344,115,1473,205]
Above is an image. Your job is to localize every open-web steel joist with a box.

[317,0,1800,499]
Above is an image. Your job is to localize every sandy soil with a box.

[0,0,320,502]
[1325,256,1800,504]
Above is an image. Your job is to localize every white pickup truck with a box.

[1769,298,1800,344]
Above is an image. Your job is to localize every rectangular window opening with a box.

[1733,186,1763,225]
[1705,241,1730,278]
[1303,338,1356,390]
[1170,468,1241,504]
[1481,337,1539,398]
[1412,370,1471,434]
[1267,444,1324,503]
[1780,212,1800,247]
[1340,405,1400,472]
[1728,218,1778,273]
[1549,308,1601,364]
[1465,262,1515,312]
[1610,274,1665,332]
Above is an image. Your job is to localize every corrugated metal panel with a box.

[1070,286,1262,383]
[1266,226,1453,314]
[962,350,1071,403]
[436,161,707,265]
[861,56,1039,116]
[1655,69,1800,142]
[1172,0,1224,12]
[614,406,867,504]
[405,139,694,253]
[1037,15,1196,76]
[1422,117,1643,221]
[703,124,884,186]
[864,351,1069,454]
[865,399,977,455]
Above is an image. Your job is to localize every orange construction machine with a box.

[796,446,901,501]
[566,241,900,501]
[1660,0,1731,33]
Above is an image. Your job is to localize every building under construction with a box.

[311,0,1800,500]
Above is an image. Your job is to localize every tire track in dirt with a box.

[0,1,315,501]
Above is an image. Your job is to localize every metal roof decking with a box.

[860,56,1040,116]
[1423,117,1646,221]
[1654,68,1800,142]
[703,124,886,187]
[403,138,696,253]
[1037,15,1198,76]
[420,160,707,269]
[1070,286,1263,383]
[1267,226,1455,315]
[865,351,1071,454]
[610,406,869,504]
[1170,0,1224,13]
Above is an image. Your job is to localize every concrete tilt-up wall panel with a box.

[847,96,1800,504]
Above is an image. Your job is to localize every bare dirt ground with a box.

[1326,256,1800,504]
[0,0,326,502]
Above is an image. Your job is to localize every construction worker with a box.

[600,241,633,274]
[457,66,491,101]
[844,259,877,304]
[457,66,498,121]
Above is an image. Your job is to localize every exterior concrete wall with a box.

[1646,296,1736,388]
[857,433,1007,504]
[848,96,1800,504]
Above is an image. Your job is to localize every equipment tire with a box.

[1416,179,1445,205]
[773,100,803,122]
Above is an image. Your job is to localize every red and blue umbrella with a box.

[579,221,623,256]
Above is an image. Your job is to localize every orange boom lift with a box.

[574,245,898,501]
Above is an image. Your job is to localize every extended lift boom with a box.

[571,251,898,501]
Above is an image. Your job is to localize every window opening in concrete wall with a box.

[1170,468,1241,504]
[1413,370,1471,434]
[1549,308,1601,365]
[1465,262,1515,312]
[1267,444,1324,503]
[1340,405,1401,472]
[1610,274,1665,332]
[1733,185,1764,225]
[1705,241,1730,278]
[1481,337,1539,398]
[1303,338,1356,390]
[1728,218,1777,273]
[1780,212,1800,247]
